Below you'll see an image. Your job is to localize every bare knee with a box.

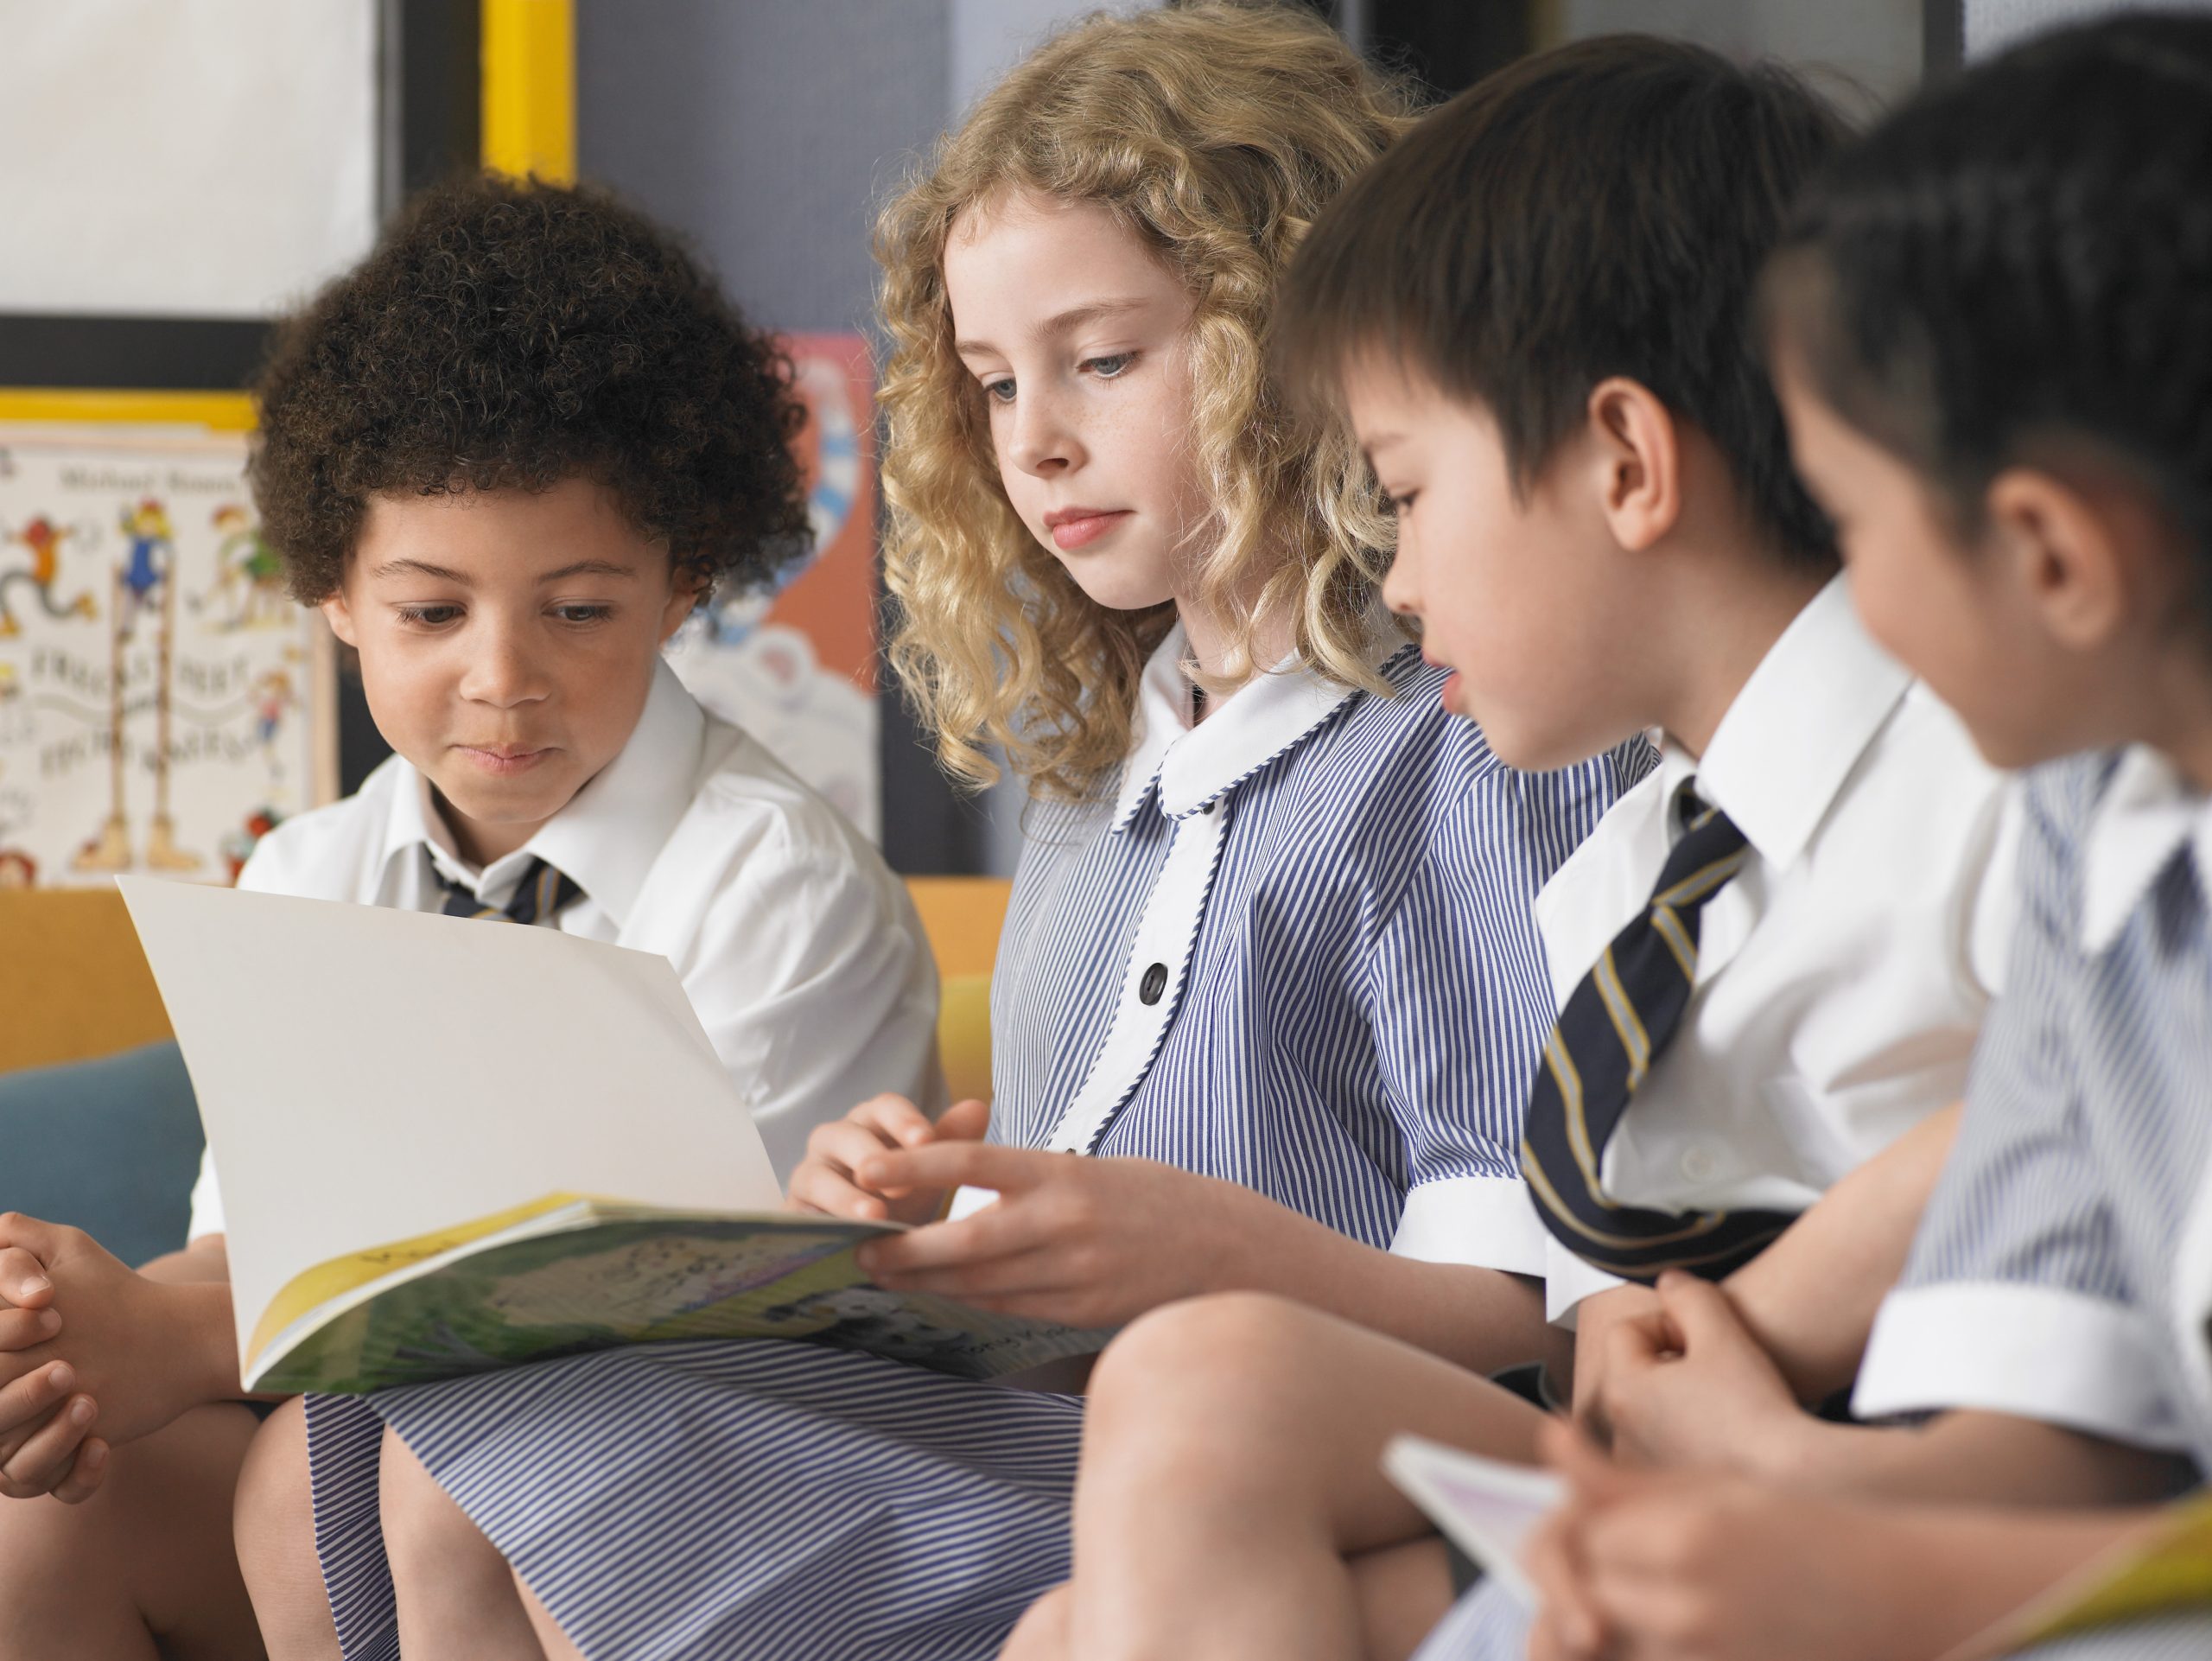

[1090,1293,1328,1441]
[235,1399,338,1661]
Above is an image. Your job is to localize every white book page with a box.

[1382,1435,1565,1608]
[117,879,785,1376]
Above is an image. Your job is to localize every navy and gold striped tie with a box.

[438,856,582,926]
[1519,782,1796,1282]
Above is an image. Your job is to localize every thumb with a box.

[931,1098,991,1144]
[0,1215,62,1307]
[1538,1417,1642,1509]
[1655,1270,1751,1356]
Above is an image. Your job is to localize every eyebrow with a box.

[954,296,1150,359]
[367,558,640,585]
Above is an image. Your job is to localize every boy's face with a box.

[944,189,1211,615]
[322,478,695,865]
[1775,361,2089,771]
[1346,360,1650,770]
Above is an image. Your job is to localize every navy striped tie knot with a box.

[1519,780,1796,1282]
[438,856,582,927]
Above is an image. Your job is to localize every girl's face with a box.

[944,189,1211,614]
[1776,357,2126,771]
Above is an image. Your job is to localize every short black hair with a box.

[1767,12,2212,600]
[251,174,810,603]
[1279,34,1847,565]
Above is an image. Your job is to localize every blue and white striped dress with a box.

[302,626,1639,1661]
[1419,749,2212,1661]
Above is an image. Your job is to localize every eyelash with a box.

[1383,489,1419,516]
[983,352,1137,404]
[392,604,614,630]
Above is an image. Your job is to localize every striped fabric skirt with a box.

[306,1340,1086,1661]
[1413,1575,2212,1660]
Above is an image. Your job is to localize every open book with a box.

[117,877,1103,1394]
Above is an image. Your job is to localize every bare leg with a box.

[378,1424,569,1661]
[1002,1583,1075,1660]
[235,1397,340,1661]
[1069,1293,1544,1661]
[0,1402,264,1661]
[1350,1539,1458,1661]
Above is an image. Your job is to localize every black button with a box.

[1139,962,1169,1004]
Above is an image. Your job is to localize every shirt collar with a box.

[1687,574,1913,869]
[1110,618,1407,830]
[380,658,707,926]
[2080,744,2212,953]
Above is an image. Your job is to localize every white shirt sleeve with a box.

[677,841,941,1186]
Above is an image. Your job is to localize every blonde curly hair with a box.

[875,0,1416,799]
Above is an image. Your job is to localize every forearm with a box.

[1723,1104,1960,1404]
[1859,1501,2173,1658]
[1214,1203,1566,1376]
[1751,1406,2192,1506]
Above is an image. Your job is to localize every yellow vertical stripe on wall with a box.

[481,0,576,183]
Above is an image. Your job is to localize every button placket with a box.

[1041,800,1233,1155]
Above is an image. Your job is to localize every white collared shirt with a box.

[188,661,940,1238]
[1535,577,2019,1321]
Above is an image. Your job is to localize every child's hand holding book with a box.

[787,1096,991,1225]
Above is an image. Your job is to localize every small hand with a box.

[1596,1271,1800,1472]
[786,1097,990,1225]
[851,1146,1272,1331]
[1566,1282,1665,1445]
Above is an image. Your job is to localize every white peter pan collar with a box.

[1110,619,1407,831]
[2079,744,2212,953]
[381,658,707,926]
[1688,575,1913,870]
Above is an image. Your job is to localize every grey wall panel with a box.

[1967,0,2212,58]
[575,0,951,336]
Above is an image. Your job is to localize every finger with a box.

[48,1437,110,1506]
[1524,1509,1608,1661]
[859,1139,1058,1200]
[849,1094,937,1149]
[863,1247,1069,1302]
[929,1098,991,1144]
[1602,1307,1674,1384]
[0,1394,95,1499]
[0,1246,54,1310]
[860,1195,1050,1276]
[0,1360,76,1451]
[810,1119,910,1179]
[1655,1270,1755,1358]
[1538,1418,1643,1508]
[785,1161,893,1222]
[0,1306,61,1352]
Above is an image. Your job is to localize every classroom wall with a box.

[1561,0,1922,103]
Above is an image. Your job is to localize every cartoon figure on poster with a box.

[0,432,331,888]
[663,336,881,837]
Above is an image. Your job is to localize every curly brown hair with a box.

[250,174,811,603]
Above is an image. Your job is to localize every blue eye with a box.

[984,378,1016,404]
[1086,353,1135,379]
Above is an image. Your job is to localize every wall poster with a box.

[0,426,335,889]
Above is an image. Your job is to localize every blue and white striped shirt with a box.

[985,623,1645,1272]
[1855,748,2212,1467]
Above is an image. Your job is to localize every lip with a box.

[454,745,553,777]
[1043,506,1132,551]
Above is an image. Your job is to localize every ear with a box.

[658,565,704,645]
[1584,377,1683,553]
[1983,468,2129,652]
[319,590,359,648]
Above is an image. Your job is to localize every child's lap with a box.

[306,1340,1088,1661]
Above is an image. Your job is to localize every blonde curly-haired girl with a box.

[289,10,1640,1660]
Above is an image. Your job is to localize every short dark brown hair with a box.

[251,175,810,603]
[1278,34,1847,565]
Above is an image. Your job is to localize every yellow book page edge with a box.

[248,1192,588,1364]
[1942,1490,2212,1661]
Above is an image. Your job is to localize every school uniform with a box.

[1420,748,2212,1661]
[186,657,940,1240]
[304,625,1643,1661]
[1529,575,2016,1317]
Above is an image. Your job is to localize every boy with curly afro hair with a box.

[0,175,940,1661]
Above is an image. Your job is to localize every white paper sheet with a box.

[1382,1435,1566,1608]
[116,878,785,1377]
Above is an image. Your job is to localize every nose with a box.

[1381,531,1422,618]
[1003,386,1082,480]
[457,616,552,709]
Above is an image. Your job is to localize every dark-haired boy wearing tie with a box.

[0,176,938,1661]
[1007,36,2015,1661]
